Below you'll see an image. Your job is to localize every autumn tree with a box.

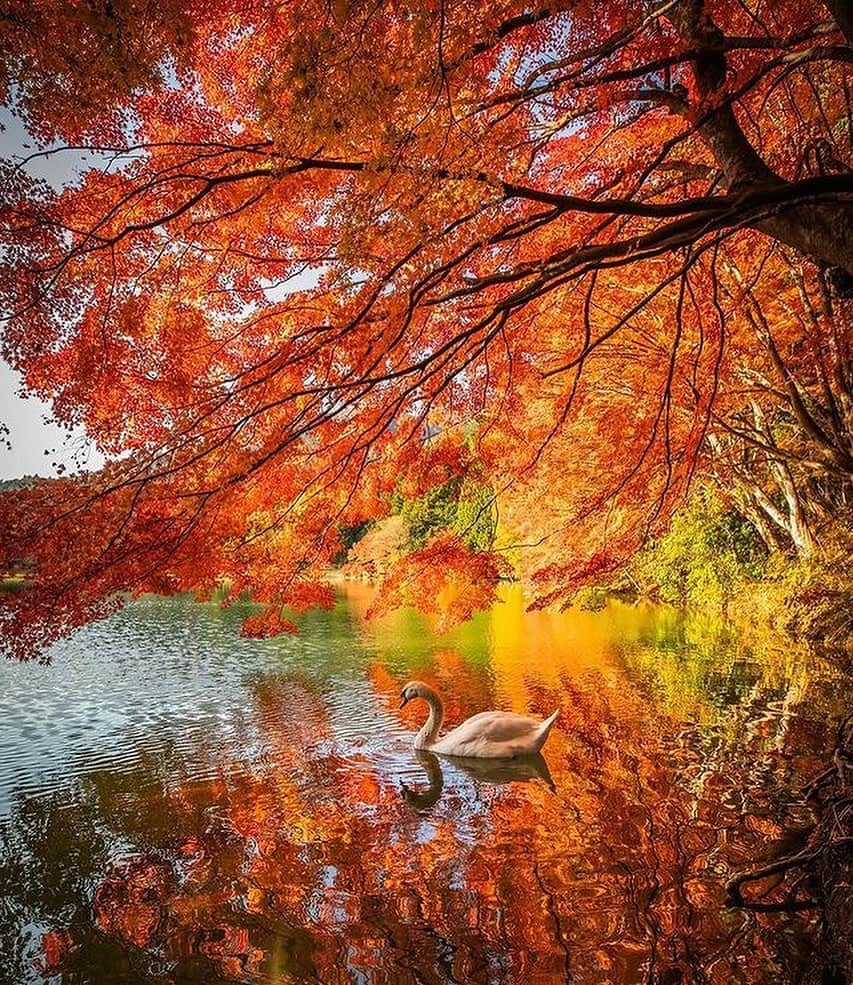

[0,0,851,656]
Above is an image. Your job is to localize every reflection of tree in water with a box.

[0,764,232,985]
[614,605,837,719]
[0,784,110,985]
[1,661,849,985]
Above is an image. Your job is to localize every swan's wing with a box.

[443,711,542,745]
[432,710,560,758]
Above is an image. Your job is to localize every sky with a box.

[0,361,105,478]
[0,108,110,479]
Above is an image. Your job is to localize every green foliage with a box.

[570,586,612,611]
[617,487,850,655]
[394,478,461,548]
[757,524,853,651]
[0,476,37,492]
[633,488,767,607]
[393,477,497,551]
[454,478,498,551]
[333,520,375,566]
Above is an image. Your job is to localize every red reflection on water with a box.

[33,656,836,985]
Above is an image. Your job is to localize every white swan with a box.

[399,680,560,759]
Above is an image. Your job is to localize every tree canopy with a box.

[1,0,851,657]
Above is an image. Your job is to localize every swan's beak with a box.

[399,692,409,709]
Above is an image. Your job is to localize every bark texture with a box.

[666,0,853,275]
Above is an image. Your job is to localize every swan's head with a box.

[399,680,431,709]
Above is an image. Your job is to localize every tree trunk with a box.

[747,400,818,556]
[738,492,788,552]
[666,0,853,275]
[772,462,816,556]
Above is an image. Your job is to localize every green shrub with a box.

[393,476,497,551]
[395,478,462,548]
[633,488,767,606]
[454,478,497,551]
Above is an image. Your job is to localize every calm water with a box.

[0,584,849,985]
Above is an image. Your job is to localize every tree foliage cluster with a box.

[0,0,851,656]
[631,487,768,607]
[392,474,497,551]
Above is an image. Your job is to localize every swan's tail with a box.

[533,708,560,752]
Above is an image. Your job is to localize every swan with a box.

[399,680,560,759]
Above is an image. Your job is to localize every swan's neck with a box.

[414,687,444,749]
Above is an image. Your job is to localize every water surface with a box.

[0,585,848,984]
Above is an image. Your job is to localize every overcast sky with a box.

[0,361,106,478]
[0,107,108,479]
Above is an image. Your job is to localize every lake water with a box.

[0,584,849,984]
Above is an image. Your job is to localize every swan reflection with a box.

[401,749,555,811]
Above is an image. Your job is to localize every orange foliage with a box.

[368,534,512,633]
[344,515,409,579]
[0,0,850,656]
[34,928,76,976]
